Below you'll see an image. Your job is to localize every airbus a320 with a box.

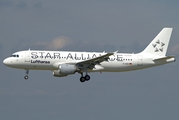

[3,28,175,82]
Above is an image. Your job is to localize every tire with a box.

[85,75,90,81]
[24,75,28,80]
[80,77,85,82]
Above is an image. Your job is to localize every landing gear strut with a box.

[24,69,29,80]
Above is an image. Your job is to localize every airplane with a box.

[3,28,175,82]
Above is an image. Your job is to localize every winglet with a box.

[114,50,118,53]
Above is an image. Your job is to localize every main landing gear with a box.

[80,74,90,83]
[24,69,29,80]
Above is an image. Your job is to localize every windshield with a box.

[10,54,19,57]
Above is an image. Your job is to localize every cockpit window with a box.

[11,54,19,57]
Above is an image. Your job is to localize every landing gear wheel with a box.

[24,69,29,80]
[80,77,86,83]
[85,75,90,81]
[24,75,29,80]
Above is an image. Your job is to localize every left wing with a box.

[76,51,117,70]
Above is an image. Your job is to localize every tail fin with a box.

[141,28,173,56]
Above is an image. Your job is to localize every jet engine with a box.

[53,70,68,77]
[53,64,78,77]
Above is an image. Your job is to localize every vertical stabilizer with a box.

[141,28,173,56]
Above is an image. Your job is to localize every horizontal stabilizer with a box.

[153,56,175,61]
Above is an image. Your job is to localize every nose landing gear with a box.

[24,69,29,80]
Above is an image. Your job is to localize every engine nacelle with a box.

[53,64,78,77]
[53,70,68,77]
[59,64,77,74]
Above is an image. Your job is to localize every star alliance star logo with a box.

[152,39,165,52]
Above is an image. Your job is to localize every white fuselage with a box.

[2,28,175,82]
[3,50,175,72]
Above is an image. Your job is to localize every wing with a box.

[76,51,117,70]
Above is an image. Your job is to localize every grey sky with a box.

[0,0,179,120]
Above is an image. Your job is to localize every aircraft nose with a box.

[3,58,11,66]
